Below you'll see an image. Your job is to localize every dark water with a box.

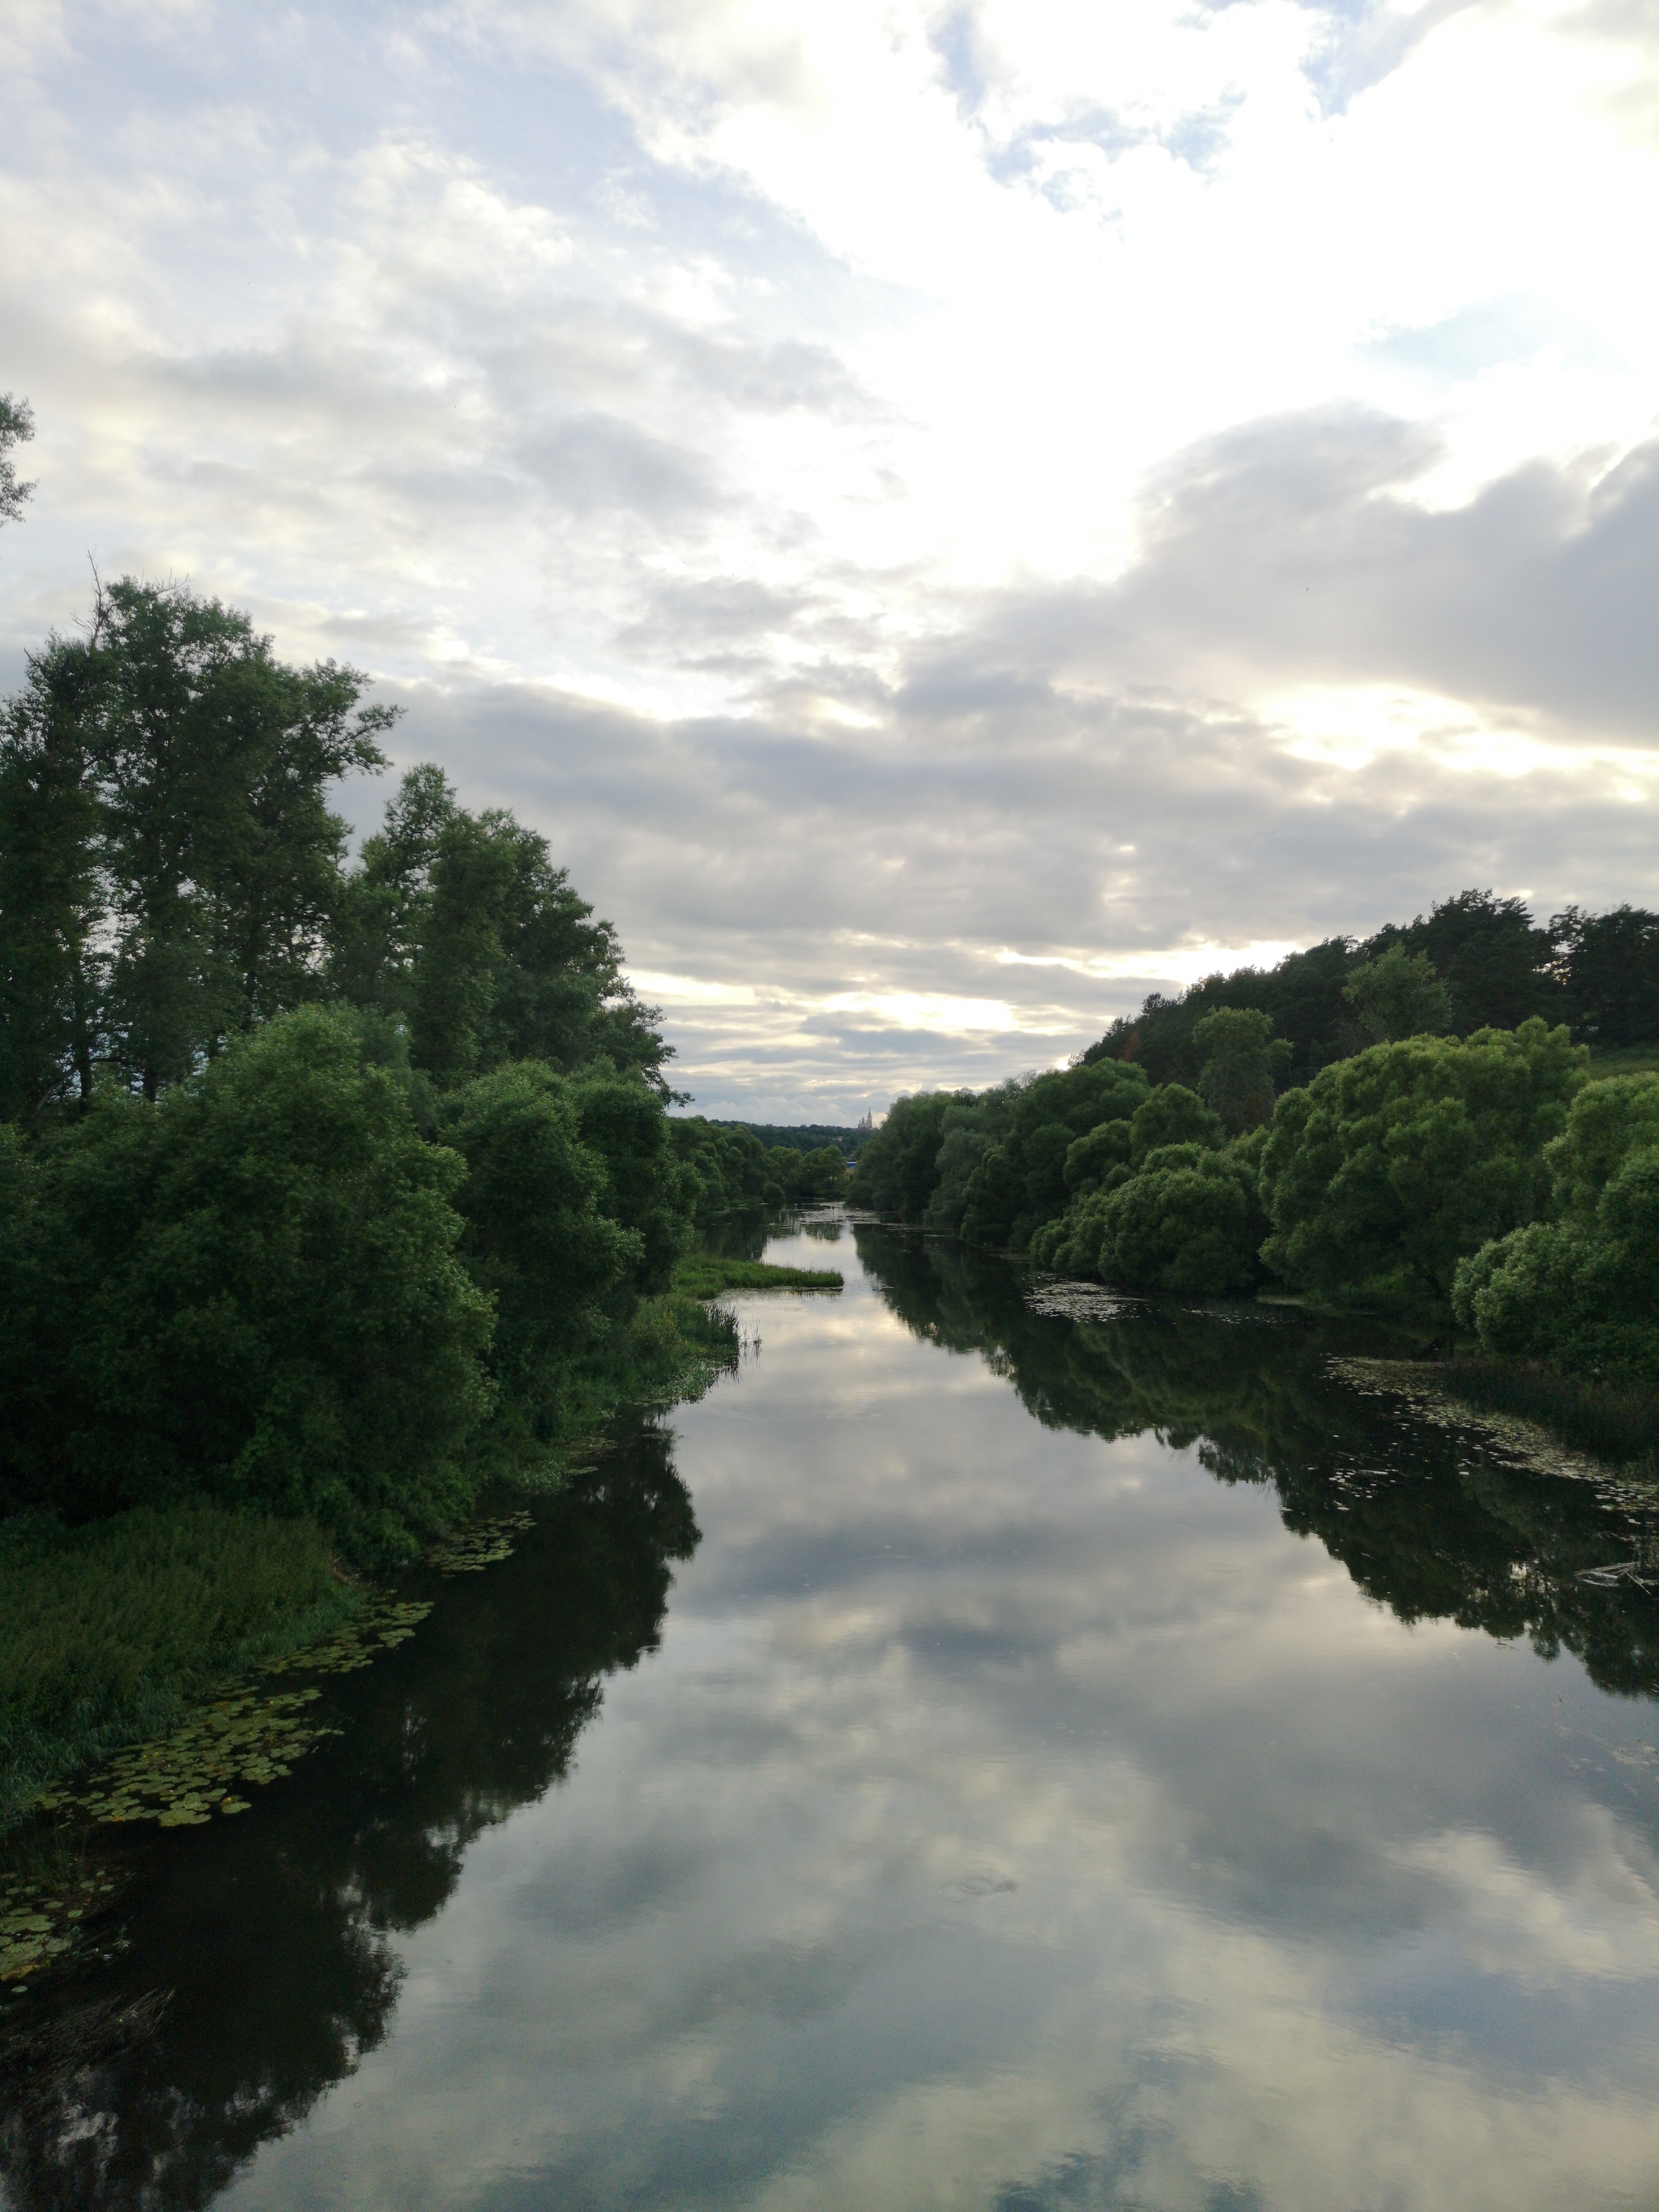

[9,1219,1659,2210]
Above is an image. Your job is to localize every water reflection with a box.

[6,1226,1659,2210]
[0,1440,697,2210]
[857,1228,1659,1699]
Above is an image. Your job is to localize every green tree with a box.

[335,766,673,1095]
[1342,944,1452,1044]
[1550,905,1659,1048]
[959,1060,1151,1251]
[1453,1074,1659,1390]
[437,1062,640,1463]
[848,1091,970,1220]
[1193,1006,1286,1133]
[571,1064,697,1299]
[1261,1020,1586,1326]
[0,581,394,1102]
[0,395,32,527]
[0,639,104,1117]
[0,1009,495,1558]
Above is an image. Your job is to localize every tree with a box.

[1260,1021,1586,1326]
[1194,1006,1286,1132]
[0,395,33,527]
[959,1060,1151,1250]
[0,1010,495,1558]
[1371,889,1556,1032]
[1550,905,1659,1048]
[1453,1074,1659,1390]
[437,1062,640,1463]
[1341,945,1453,1044]
[334,766,675,1095]
[0,580,394,1103]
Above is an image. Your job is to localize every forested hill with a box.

[703,1120,872,1157]
[1085,891,1658,1091]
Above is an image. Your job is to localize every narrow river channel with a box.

[9,1213,1659,2210]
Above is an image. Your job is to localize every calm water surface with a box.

[9,1217,1659,2210]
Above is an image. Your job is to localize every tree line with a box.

[0,581,740,1561]
[849,896,1659,1399]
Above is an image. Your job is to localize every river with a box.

[7,1213,1659,2210]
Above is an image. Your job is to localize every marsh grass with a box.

[0,1505,360,1832]
[674,1255,843,1296]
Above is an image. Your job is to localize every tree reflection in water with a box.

[0,1433,698,2211]
[855,1225,1659,1703]
[6,1232,1659,2209]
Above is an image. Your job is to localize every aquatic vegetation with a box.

[429,1513,533,1574]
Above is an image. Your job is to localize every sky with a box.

[2,0,1657,1120]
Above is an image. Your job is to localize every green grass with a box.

[0,1504,360,1833]
[673,1254,844,1296]
[1588,1043,1659,1077]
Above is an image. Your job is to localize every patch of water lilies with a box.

[428,1511,532,1574]
[264,1595,434,1677]
[33,1688,337,1828]
[1025,1278,1137,1323]
[1,1868,118,1989]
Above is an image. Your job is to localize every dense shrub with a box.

[0,1008,495,1559]
[959,1061,1151,1252]
[1261,1020,1586,1325]
[1453,1074,1659,1390]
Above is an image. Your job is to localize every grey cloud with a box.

[969,407,1659,741]
[515,412,720,520]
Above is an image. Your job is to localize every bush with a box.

[960,1061,1151,1251]
[1453,1074,1659,1391]
[1261,1020,1586,1325]
[1032,1136,1268,1295]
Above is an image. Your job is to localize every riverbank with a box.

[0,1505,361,1832]
[0,1292,742,1837]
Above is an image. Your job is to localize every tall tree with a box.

[0,395,33,528]
[334,766,676,1095]
[0,580,394,1103]
[1550,905,1659,1048]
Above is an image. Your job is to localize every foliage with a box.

[673,1254,842,1294]
[332,763,673,1096]
[1032,1128,1268,1295]
[571,1063,698,1297]
[958,1061,1152,1252]
[1261,1020,1587,1325]
[1551,906,1659,1050]
[0,581,394,1110]
[1341,946,1452,1044]
[0,1009,496,1559]
[763,1142,848,1202]
[707,1119,869,1156]
[0,1502,356,1830]
[435,1062,640,1471]
[1452,1074,1659,1391]
[1193,1005,1287,1133]
[668,1116,777,1221]
[1083,889,1656,1087]
[847,1090,972,1220]
[0,393,32,527]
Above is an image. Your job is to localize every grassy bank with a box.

[674,1254,844,1296]
[0,1505,360,1832]
[0,1295,742,1838]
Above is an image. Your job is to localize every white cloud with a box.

[1,0,1654,1112]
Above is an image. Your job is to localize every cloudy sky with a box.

[3,0,1657,1118]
